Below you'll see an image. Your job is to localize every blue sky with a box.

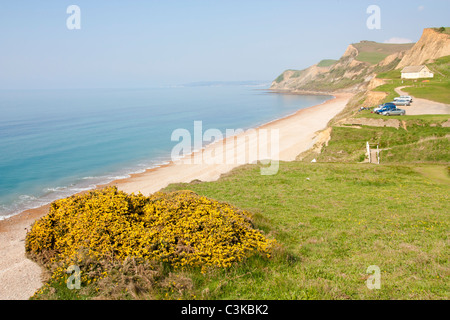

[0,0,448,89]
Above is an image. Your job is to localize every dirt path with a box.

[369,149,379,164]
[395,86,450,115]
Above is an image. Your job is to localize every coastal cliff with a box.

[270,42,411,93]
[271,27,449,93]
[396,28,450,69]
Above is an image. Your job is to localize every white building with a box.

[401,65,434,79]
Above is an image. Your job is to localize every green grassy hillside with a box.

[316,118,450,163]
[353,41,414,65]
[162,161,449,300]
[317,59,338,67]
[355,52,389,65]
[33,159,449,300]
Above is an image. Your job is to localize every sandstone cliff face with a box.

[397,28,450,69]
[377,51,405,68]
[271,27,449,93]
[270,43,399,93]
[271,65,331,91]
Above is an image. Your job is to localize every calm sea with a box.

[0,85,332,219]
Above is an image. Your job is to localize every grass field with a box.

[161,161,449,300]
[355,52,389,65]
[317,59,337,67]
[405,82,450,104]
[352,41,414,56]
[353,41,414,65]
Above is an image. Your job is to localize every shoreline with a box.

[0,91,354,299]
[267,88,342,96]
[0,89,332,222]
[101,92,338,192]
[107,94,350,195]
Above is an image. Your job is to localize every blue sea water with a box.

[0,86,332,219]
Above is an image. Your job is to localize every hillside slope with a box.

[397,28,450,69]
[271,27,449,94]
[271,41,412,93]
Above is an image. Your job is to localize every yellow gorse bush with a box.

[26,187,274,272]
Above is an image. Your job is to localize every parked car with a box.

[374,103,396,114]
[382,108,406,116]
[393,98,411,106]
[399,95,413,103]
[394,96,413,103]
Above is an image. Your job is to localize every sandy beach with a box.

[0,92,353,300]
[113,93,353,195]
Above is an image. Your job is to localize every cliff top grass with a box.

[353,41,415,55]
[317,59,338,67]
[355,52,389,65]
[433,27,450,35]
[353,41,414,65]
[163,161,449,299]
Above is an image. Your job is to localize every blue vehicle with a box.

[374,102,396,114]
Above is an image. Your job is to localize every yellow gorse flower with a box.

[26,187,274,274]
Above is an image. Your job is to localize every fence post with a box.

[377,145,380,164]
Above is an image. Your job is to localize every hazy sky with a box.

[0,0,448,89]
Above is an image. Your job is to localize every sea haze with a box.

[0,86,332,219]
